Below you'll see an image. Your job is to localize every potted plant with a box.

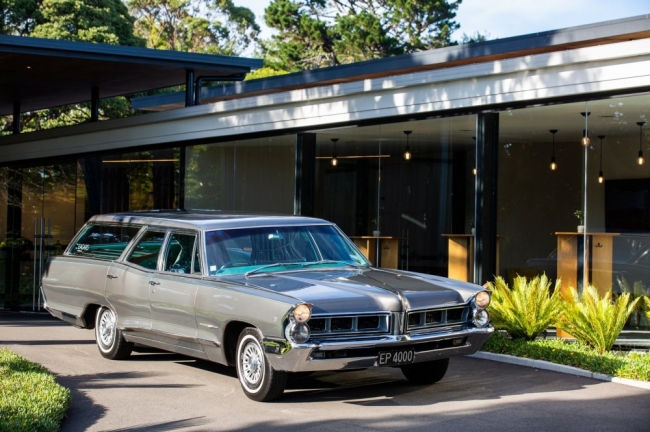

[371,218,380,237]
[574,210,584,233]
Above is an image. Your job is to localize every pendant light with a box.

[581,112,591,146]
[330,138,339,167]
[549,129,558,170]
[598,135,605,183]
[403,130,412,161]
[638,121,646,165]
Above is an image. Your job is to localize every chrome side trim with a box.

[124,333,209,360]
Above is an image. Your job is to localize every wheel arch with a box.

[81,303,101,329]
[223,320,256,367]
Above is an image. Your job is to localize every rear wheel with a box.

[95,306,133,360]
[400,358,449,385]
[236,327,287,402]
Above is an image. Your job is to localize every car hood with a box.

[225,267,482,314]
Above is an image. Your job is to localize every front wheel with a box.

[236,328,287,402]
[95,306,133,360]
[400,358,449,385]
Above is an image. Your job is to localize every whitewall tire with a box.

[95,306,133,360]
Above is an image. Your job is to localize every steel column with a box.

[474,112,499,286]
[295,133,316,216]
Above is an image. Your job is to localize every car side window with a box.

[163,232,198,274]
[125,230,165,270]
[67,224,141,260]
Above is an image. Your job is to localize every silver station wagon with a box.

[41,211,493,401]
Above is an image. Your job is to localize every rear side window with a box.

[68,224,140,260]
[126,230,166,270]
[163,232,199,274]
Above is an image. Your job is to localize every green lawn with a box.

[0,348,70,432]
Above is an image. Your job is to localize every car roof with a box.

[88,211,332,231]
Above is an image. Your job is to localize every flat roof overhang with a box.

[132,14,650,111]
[0,35,263,116]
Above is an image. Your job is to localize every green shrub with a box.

[559,286,639,354]
[617,277,650,328]
[0,348,71,432]
[486,274,561,341]
[482,331,650,381]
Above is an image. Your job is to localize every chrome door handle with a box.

[149,281,160,286]
[107,274,118,279]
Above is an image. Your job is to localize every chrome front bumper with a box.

[263,326,494,372]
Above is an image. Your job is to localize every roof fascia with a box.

[132,13,650,111]
[0,34,263,72]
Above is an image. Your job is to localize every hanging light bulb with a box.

[581,112,591,146]
[330,138,339,167]
[598,135,605,183]
[549,129,558,170]
[638,122,646,165]
[403,130,412,161]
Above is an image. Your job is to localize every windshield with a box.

[204,225,369,276]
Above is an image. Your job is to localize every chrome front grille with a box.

[309,313,390,337]
[407,305,470,332]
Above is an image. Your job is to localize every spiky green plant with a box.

[486,274,562,341]
[558,285,640,354]
[617,277,650,328]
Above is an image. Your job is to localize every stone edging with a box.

[468,351,650,391]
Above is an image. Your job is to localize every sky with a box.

[235,0,650,42]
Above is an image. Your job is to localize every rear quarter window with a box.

[68,224,141,260]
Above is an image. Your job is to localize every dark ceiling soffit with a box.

[0,35,263,71]
[132,14,650,111]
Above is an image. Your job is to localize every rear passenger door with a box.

[149,231,202,355]
[106,229,166,333]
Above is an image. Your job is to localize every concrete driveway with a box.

[1,311,649,431]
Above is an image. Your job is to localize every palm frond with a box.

[559,285,639,354]
[487,274,561,340]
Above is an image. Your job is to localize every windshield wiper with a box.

[244,263,304,277]
[302,260,364,268]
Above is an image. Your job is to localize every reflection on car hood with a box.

[224,267,482,314]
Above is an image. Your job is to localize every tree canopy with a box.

[126,0,260,55]
[1,0,143,45]
[263,0,463,71]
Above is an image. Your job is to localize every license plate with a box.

[378,349,415,366]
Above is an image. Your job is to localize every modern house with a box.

[1,14,649,340]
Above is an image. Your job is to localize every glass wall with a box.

[0,164,79,310]
[497,93,650,336]
[185,136,295,213]
[313,116,476,276]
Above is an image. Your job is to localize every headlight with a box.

[473,309,490,328]
[286,322,310,343]
[293,304,312,323]
[474,291,491,309]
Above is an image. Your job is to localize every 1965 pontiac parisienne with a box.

[41,211,493,401]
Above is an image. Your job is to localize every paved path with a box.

[2,312,649,431]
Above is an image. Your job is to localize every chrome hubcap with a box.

[99,310,115,347]
[241,341,263,386]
